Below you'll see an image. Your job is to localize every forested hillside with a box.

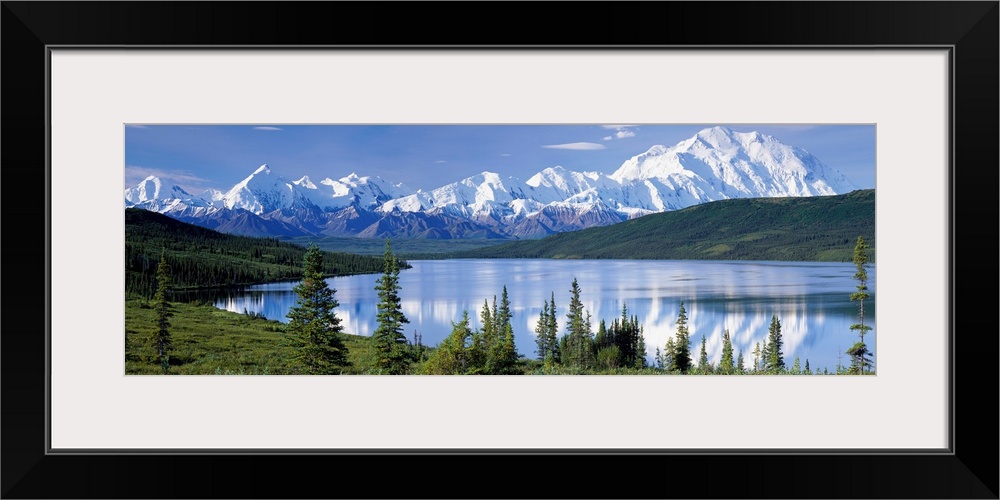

[126,208,397,298]
[457,190,875,262]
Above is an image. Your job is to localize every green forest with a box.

[453,189,875,261]
[125,208,403,299]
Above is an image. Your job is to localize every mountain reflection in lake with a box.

[176,259,875,373]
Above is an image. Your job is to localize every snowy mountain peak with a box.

[224,164,294,212]
[525,166,568,187]
[124,176,163,203]
[611,127,857,198]
[294,175,316,189]
[696,125,737,141]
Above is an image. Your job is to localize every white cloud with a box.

[542,142,607,151]
[435,160,447,164]
[499,153,511,157]
[601,125,637,140]
[253,126,282,131]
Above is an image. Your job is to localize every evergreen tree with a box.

[764,315,785,373]
[534,300,552,361]
[411,330,426,364]
[792,357,801,375]
[752,341,761,373]
[697,335,710,374]
[466,298,490,373]
[371,240,410,374]
[736,350,745,374]
[719,329,735,374]
[545,292,560,363]
[564,278,594,369]
[595,345,621,371]
[804,359,810,374]
[425,311,473,375]
[608,303,645,369]
[663,338,676,373]
[491,286,519,374]
[595,319,610,350]
[669,302,692,374]
[152,250,173,373]
[285,244,349,374]
[634,324,647,369]
[655,347,664,370]
[474,297,494,373]
[496,286,512,337]
[849,236,873,373]
[846,342,873,375]
[761,336,769,372]
[481,297,495,339]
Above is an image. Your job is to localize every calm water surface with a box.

[179,259,875,372]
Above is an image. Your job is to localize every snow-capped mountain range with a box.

[125,126,860,239]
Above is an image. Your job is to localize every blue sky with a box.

[125,124,875,193]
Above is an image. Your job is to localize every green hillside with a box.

[125,208,397,298]
[457,190,875,262]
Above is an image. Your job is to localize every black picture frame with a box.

[3,2,997,498]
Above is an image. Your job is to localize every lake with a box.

[181,259,875,373]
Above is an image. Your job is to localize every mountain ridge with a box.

[125,126,862,239]
[452,189,876,262]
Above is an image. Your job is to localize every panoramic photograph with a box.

[124,124,875,375]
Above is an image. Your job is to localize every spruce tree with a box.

[285,244,349,374]
[466,298,490,373]
[634,324,647,369]
[564,278,593,369]
[371,240,410,374]
[669,302,692,374]
[609,303,645,369]
[545,292,560,363]
[484,295,501,373]
[425,311,473,375]
[152,250,173,373]
[764,315,785,373]
[849,236,873,373]
[761,336,769,372]
[697,335,710,374]
[595,319,610,351]
[491,286,518,374]
[736,350,745,374]
[663,338,676,373]
[534,300,551,361]
[752,342,761,373]
[481,297,495,340]
[846,342,873,375]
[719,329,735,374]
